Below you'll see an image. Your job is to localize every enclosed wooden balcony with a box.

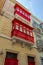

[11,19,34,45]
[14,4,31,23]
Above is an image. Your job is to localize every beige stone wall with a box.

[0,37,40,65]
[10,0,16,3]
[0,10,42,65]
[0,0,16,11]
[0,0,6,11]
[0,0,43,65]
[0,15,12,37]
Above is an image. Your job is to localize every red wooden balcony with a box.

[11,29,34,44]
[14,4,31,22]
[11,19,34,45]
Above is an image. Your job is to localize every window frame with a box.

[19,25,23,32]
[27,29,30,35]
[15,23,19,30]
[23,27,27,34]
[30,30,33,36]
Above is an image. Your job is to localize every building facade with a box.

[0,0,43,65]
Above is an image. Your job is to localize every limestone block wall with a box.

[0,0,6,11]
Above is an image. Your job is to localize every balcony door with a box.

[4,52,18,65]
[28,56,35,65]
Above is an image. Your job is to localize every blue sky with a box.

[17,0,43,22]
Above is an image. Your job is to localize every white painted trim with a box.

[15,14,30,26]
[31,46,37,49]
[0,34,11,40]
[12,36,34,45]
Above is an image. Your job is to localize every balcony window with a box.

[23,27,27,34]
[16,7,19,12]
[16,23,19,30]
[25,13,27,17]
[32,20,40,28]
[20,25,22,32]
[30,32,32,36]
[20,9,22,14]
[22,11,25,15]
[27,29,30,35]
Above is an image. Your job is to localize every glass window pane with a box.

[22,11,25,15]
[16,7,19,11]
[25,13,27,17]
[24,28,26,33]
[16,24,19,30]
[20,9,22,14]
[20,25,22,32]
[30,31,32,36]
[27,30,29,35]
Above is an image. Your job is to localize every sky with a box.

[17,0,43,22]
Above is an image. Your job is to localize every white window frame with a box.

[30,31,32,36]
[20,25,22,32]
[30,32,32,36]
[22,11,25,15]
[16,7,19,12]
[20,9,22,14]
[16,23,19,30]
[25,13,27,17]
[27,30,29,35]
[23,27,27,34]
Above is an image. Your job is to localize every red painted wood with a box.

[14,4,31,22]
[11,29,34,44]
[4,58,18,65]
[11,19,34,44]
[12,19,33,30]
[28,61,35,65]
